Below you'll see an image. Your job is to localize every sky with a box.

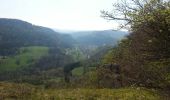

[0,0,118,31]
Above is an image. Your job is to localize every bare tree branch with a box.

[101,11,129,21]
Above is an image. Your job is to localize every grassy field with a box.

[72,67,84,76]
[0,82,165,100]
[72,67,96,76]
[0,46,49,72]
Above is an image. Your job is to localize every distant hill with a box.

[0,18,75,56]
[53,29,128,61]
[69,30,128,47]
[0,18,78,73]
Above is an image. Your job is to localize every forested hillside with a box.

[0,18,76,55]
[70,30,127,46]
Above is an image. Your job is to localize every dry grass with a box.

[33,88,162,100]
[0,82,164,100]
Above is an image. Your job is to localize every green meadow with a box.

[0,46,48,72]
[72,67,96,76]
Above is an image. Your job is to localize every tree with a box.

[101,0,170,31]
[100,0,170,89]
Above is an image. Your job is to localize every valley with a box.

[0,1,170,98]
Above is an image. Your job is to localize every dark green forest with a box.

[0,0,170,99]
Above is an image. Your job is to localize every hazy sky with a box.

[0,0,117,31]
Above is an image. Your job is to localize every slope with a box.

[0,18,75,56]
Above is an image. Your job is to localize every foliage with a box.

[100,0,170,89]
[72,67,96,76]
[65,47,86,62]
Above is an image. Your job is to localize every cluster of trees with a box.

[97,0,170,89]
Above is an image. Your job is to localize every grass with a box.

[0,46,48,72]
[72,67,96,76]
[0,82,35,100]
[0,82,165,100]
[39,88,161,100]
[72,67,84,76]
